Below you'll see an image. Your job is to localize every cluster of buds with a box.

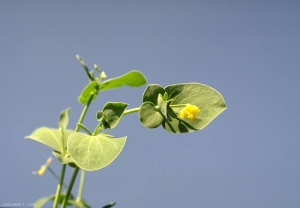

[179,104,200,120]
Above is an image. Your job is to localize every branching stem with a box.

[61,94,94,208]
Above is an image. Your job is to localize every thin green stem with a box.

[76,170,86,202]
[62,167,80,208]
[122,104,184,118]
[60,129,65,155]
[76,55,95,81]
[123,107,140,116]
[48,167,68,189]
[53,164,66,208]
[62,94,94,208]
[93,123,102,135]
[77,123,93,135]
[75,101,91,132]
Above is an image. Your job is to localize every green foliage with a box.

[59,108,71,129]
[78,71,147,104]
[97,102,128,129]
[25,127,74,154]
[25,55,226,207]
[78,81,99,104]
[142,84,165,105]
[139,83,226,133]
[52,150,75,165]
[139,102,164,128]
[98,70,147,91]
[67,132,127,171]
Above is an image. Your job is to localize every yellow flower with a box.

[179,104,200,120]
[38,165,47,176]
[33,157,52,176]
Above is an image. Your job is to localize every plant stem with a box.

[122,104,185,117]
[48,167,68,189]
[53,164,66,208]
[76,170,86,202]
[123,107,140,116]
[62,167,80,208]
[75,100,91,132]
[62,94,94,208]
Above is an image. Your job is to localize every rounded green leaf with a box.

[67,132,126,171]
[101,102,128,129]
[142,84,165,105]
[96,111,104,121]
[25,127,74,153]
[98,70,147,92]
[78,81,98,104]
[139,102,164,128]
[162,83,226,133]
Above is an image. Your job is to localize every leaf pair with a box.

[25,108,72,154]
[26,106,128,171]
[139,83,227,133]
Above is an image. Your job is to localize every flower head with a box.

[37,165,47,176]
[179,104,200,120]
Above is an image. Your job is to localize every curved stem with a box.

[77,123,93,135]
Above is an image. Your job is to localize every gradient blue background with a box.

[1,1,300,207]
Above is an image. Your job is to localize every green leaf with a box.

[142,84,165,105]
[157,94,167,117]
[98,70,147,92]
[78,81,98,104]
[162,83,226,133]
[34,196,53,208]
[99,102,128,129]
[139,102,164,128]
[96,111,104,120]
[52,150,76,165]
[139,83,226,133]
[67,132,127,171]
[59,108,71,129]
[25,127,74,153]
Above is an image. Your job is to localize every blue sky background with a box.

[1,1,300,208]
